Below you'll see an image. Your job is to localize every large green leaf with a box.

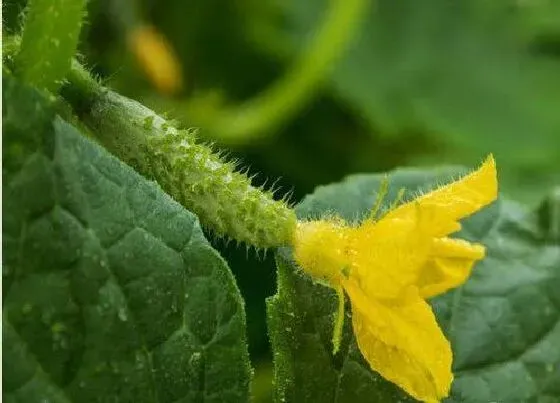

[2,76,251,402]
[268,165,560,402]
[279,0,560,170]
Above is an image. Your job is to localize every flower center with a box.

[293,219,351,286]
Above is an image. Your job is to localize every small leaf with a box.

[2,76,251,402]
[268,165,560,402]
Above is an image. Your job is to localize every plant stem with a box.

[16,0,88,93]
[183,0,371,144]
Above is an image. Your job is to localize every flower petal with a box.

[418,238,485,298]
[344,280,453,402]
[127,24,184,94]
[383,154,498,237]
[349,202,434,300]
[418,258,478,299]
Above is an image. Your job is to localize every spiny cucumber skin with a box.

[85,90,297,249]
[146,132,297,248]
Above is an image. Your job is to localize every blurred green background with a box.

[4,0,560,399]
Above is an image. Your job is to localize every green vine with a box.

[179,0,371,144]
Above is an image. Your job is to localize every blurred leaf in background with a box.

[267,0,560,203]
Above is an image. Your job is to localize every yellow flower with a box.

[127,24,184,95]
[293,155,498,403]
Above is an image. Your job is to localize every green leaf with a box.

[268,165,560,402]
[2,76,251,403]
[279,0,560,169]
